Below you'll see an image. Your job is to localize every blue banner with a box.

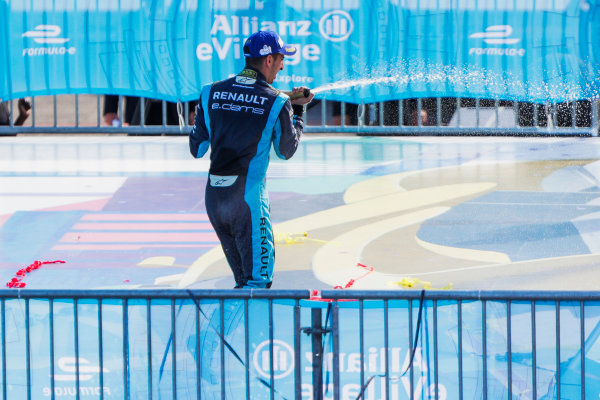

[1,0,600,103]
[3,297,600,399]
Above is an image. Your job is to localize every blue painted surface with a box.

[267,175,369,195]
[1,136,600,290]
[0,211,83,263]
[418,190,600,261]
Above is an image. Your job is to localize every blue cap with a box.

[243,30,297,58]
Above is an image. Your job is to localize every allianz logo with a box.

[252,340,429,380]
[253,339,295,379]
[208,10,353,42]
[53,357,109,381]
[319,10,354,42]
[22,25,69,44]
[469,25,525,57]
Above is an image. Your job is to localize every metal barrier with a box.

[1,289,600,400]
[1,95,598,136]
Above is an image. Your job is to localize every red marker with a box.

[5,260,65,289]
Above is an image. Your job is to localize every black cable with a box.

[157,302,183,394]
[186,290,289,400]
[355,290,426,400]
[355,374,386,400]
[322,303,333,397]
[402,290,426,376]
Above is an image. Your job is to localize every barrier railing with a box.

[1,289,600,400]
[1,95,598,136]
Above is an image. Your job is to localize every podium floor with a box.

[1,135,600,291]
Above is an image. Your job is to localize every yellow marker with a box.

[274,232,327,245]
[389,277,453,290]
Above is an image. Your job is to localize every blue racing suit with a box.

[189,67,305,288]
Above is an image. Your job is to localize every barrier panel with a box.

[2,289,600,399]
[0,94,598,135]
[2,0,600,104]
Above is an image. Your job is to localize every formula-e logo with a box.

[469,25,520,45]
[54,357,109,381]
[253,339,294,379]
[22,25,69,44]
[43,357,111,397]
[319,10,353,42]
[22,24,76,56]
[469,25,525,57]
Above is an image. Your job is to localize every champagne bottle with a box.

[282,88,311,100]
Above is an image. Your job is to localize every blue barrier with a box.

[1,289,600,399]
[2,0,600,104]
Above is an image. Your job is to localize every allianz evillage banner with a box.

[3,297,600,399]
[1,0,600,103]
